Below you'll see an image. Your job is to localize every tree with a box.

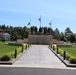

[0,29,3,32]
[60,32,67,42]
[25,30,29,38]
[0,24,30,40]
[34,27,38,34]
[39,27,43,34]
[10,26,13,29]
[1,24,6,30]
[69,34,76,43]
[65,27,73,42]
[43,27,48,35]
[48,27,51,34]
[47,27,54,35]
[54,28,60,40]
[13,31,18,41]
[30,26,36,34]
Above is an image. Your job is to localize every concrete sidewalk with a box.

[13,45,66,67]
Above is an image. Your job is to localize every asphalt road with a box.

[14,45,65,67]
[0,67,76,75]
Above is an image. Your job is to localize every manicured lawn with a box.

[0,41,20,57]
[59,46,76,56]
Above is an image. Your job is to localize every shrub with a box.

[27,44,29,48]
[54,47,76,64]
[69,56,76,64]
[53,46,55,50]
[0,55,11,61]
[0,44,30,61]
[28,43,31,47]
[50,44,52,48]
[25,45,27,49]
[66,52,71,60]
[2,39,5,42]
[17,47,22,54]
[11,53,14,58]
[58,49,64,56]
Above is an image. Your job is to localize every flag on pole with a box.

[39,17,41,21]
[39,16,41,27]
[49,21,52,26]
[27,21,31,25]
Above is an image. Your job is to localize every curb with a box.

[0,46,31,65]
[49,47,76,68]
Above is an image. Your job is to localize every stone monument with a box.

[28,35,53,45]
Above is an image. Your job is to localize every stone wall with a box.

[8,42,23,46]
[28,35,53,44]
[56,41,64,44]
[52,39,57,44]
[17,35,64,45]
[52,39,64,44]
[17,38,28,43]
[57,44,72,47]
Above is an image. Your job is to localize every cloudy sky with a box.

[0,0,76,32]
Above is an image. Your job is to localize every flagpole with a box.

[39,16,41,27]
[30,20,31,28]
[27,20,31,34]
[51,21,52,28]
[30,20,31,34]
[40,16,41,27]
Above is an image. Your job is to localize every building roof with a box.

[0,32,4,35]
[0,32,10,35]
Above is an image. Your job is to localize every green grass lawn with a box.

[0,41,20,57]
[59,46,76,56]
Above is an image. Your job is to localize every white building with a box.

[0,32,10,40]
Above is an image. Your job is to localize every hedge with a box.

[0,44,30,61]
[69,56,76,64]
[50,44,76,64]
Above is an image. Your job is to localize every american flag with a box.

[39,17,41,21]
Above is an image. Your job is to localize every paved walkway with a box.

[13,45,66,67]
